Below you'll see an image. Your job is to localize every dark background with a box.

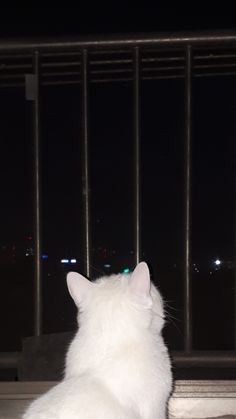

[0,7,235,379]
[0,7,236,38]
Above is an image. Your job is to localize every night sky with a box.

[0,7,235,38]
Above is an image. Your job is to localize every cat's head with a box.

[67,262,165,336]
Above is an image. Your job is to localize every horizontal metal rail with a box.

[1,351,236,369]
[3,54,236,70]
[4,63,236,77]
[1,70,236,90]
[172,351,236,367]
[0,352,19,369]
[1,31,236,52]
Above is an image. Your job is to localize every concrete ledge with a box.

[0,380,235,418]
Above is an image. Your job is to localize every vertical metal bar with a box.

[134,47,141,265]
[234,117,236,351]
[33,51,42,336]
[184,45,192,352]
[81,49,91,278]
[235,275,236,350]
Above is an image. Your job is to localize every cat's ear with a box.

[66,272,95,307]
[129,262,151,300]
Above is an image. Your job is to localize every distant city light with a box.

[61,259,69,264]
[214,259,221,266]
[104,264,111,268]
[61,258,77,264]
[123,268,130,274]
[41,255,48,260]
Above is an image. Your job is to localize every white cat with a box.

[23,262,172,419]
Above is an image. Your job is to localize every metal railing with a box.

[0,31,235,370]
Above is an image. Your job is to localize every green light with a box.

[123,268,130,274]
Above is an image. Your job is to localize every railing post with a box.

[184,45,192,352]
[81,49,91,278]
[25,51,42,337]
[134,46,141,266]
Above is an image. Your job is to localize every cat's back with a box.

[23,375,135,419]
[23,263,172,419]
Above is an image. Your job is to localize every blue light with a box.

[123,268,130,274]
[41,254,48,260]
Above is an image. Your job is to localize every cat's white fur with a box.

[23,262,172,419]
